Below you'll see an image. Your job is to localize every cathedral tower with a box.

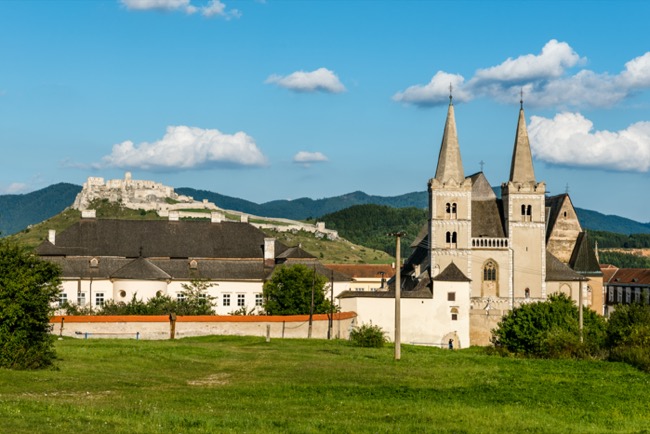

[501,101,546,302]
[428,97,472,280]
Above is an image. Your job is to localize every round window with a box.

[119,290,127,298]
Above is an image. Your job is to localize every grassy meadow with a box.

[1,336,649,433]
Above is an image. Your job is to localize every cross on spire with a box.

[479,160,485,172]
[449,83,453,103]
[520,88,524,109]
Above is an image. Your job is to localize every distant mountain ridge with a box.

[1,183,648,236]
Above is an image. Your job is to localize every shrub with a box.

[350,323,387,348]
[492,293,606,359]
[607,305,650,372]
[0,240,62,369]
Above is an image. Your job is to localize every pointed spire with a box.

[508,102,536,184]
[434,98,464,184]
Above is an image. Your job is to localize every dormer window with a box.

[89,257,99,268]
[189,259,198,269]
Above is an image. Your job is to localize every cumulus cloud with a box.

[266,68,346,93]
[100,126,267,171]
[293,151,328,167]
[394,39,650,109]
[120,0,240,18]
[528,112,650,172]
[392,71,470,106]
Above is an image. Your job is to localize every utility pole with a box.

[328,269,334,339]
[308,262,315,338]
[389,231,405,361]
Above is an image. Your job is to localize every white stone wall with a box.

[50,314,357,340]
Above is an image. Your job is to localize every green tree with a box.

[492,293,606,358]
[606,303,650,372]
[263,264,330,315]
[0,239,62,369]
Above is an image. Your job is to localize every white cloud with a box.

[293,151,328,167]
[395,40,650,109]
[101,125,267,171]
[528,112,650,172]
[120,0,197,13]
[1,182,29,194]
[392,71,470,107]
[266,68,346,93]
[120,0,240,18]
[474,40,582,84]
[201,0,240,19]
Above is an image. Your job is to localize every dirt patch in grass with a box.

[187,373,230,387]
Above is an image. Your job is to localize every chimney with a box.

[241,215,249,223]
[81,209,96,219]
[211,212,223,223]
[48,229,56,245]
[264,238,275,267]
[169,211,180,221]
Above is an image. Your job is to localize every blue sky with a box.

[0,0,648,222]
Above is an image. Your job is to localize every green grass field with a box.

[1,336,649,433]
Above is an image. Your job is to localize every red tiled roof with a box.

[607,268,650,285]
[325,264,395,279]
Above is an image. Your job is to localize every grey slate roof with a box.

[37,219,288,259]
[432,262,471,282]
[469,172,506,238]
[111,257,171,280]
[546,251,587,282]
[569,232,603,276]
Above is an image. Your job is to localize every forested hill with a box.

[177,188,427,221]
[1,183,648,237]
[0,183,81,236]
[319,205,428,259]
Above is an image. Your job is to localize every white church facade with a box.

[339,98,602,347]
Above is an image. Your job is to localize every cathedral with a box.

[340,96,602,347]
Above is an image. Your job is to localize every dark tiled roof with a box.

[410,223,429,249]
[46,256,269,280]
[569,232,602,275]
[111,257,171,280]
[468,172,506,238]
[276,246,316,259]
[546,251,587,282]
[338,285,432,299]
[37,219,288,259]
[432,262,471,282]
[153,259,268,280]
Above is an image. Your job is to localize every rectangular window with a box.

[255,293,263,307]
[626,289,631,304]
[608,288,613,302]
[447,292,456,302]
[617,290,622,303]
[237,294,245,307]
[77,292,86,306]
[59,292,68,307]
[177,293,186,302]
[95,292,105,306]
[451,313,458,321]
[355,287,364,292]
[223,293,231,307]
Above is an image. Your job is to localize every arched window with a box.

[451,203,457,219]
[445,203,451,218]
[483,260,497,281]
[525,288,530,299]
[445,231,457,248]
